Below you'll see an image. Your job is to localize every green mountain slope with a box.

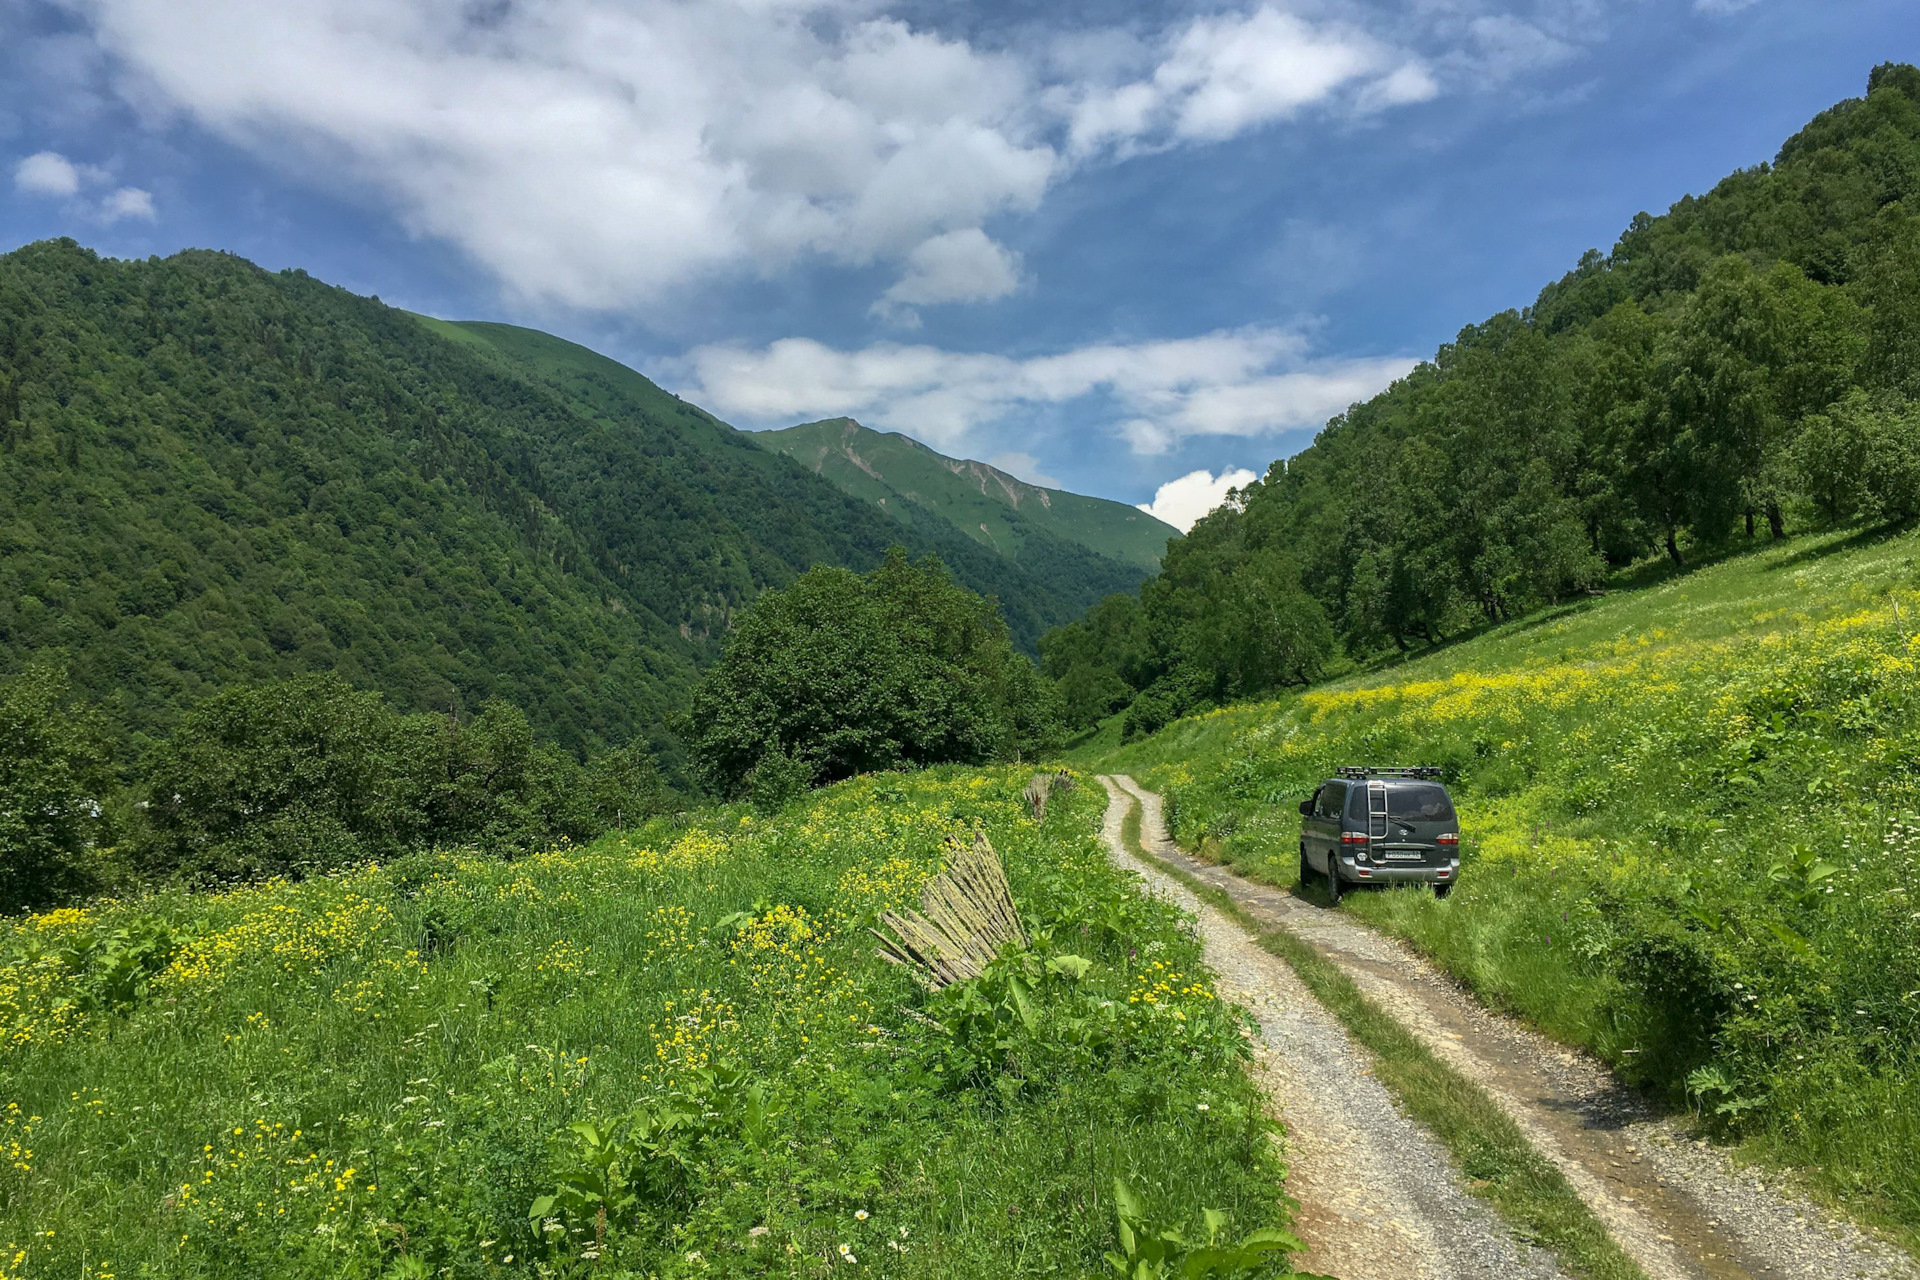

[757,416,1178,571]
[0,241,1117,764]
[426,324,1155,647]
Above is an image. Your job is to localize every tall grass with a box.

[0,768,1289,1277]
[1100,526,1920,1243]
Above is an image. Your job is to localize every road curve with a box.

[1096,775,1571,1280]
[1102,773,1919,1280]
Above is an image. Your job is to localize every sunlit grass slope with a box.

[757,417,1176,572]
[0,769,1286,1277]
[1101,525,1920,1239]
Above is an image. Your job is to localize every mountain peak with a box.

[754,417,1175,571]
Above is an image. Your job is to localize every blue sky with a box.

[2,1,1912,529]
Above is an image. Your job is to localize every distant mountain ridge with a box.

[428,324,1156,640]
[756,417,1177,572]
[0,242,1147,769]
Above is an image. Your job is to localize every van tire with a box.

[1434,882,1453,900]
[1326,854,1343,904]
[1299,843,1312,889]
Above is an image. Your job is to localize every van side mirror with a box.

[1298,799,1313,816]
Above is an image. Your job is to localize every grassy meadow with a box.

[1097,525,1920,1241]
[0,769,1292,1277]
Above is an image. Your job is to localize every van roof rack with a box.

[1336,766,1443,780]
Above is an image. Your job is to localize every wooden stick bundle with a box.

[873,832,1029,988]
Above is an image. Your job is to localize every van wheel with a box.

[1299,844,1312,889]
[1434,882,1453,900]
[1326,854,1343,904]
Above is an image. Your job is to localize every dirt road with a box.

[1097,774,1918,1280]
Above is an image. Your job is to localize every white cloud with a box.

[14,150,86,196]
[872,228,1023,327]
[671,328,1414,454]
[1136,468,1259,533]
[12,148,154,221]
[99,184,154,221]
[1061,6,1436,157]
[1693,0,1759,12]
[57,0,1460,313]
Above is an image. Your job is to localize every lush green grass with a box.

[1099,525,1920,1244]
[0,768,1293,1277]
[1111,794,1645,1280]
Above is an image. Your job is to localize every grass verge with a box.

[1110,785,1647,1280]
[0,768,1293,1278]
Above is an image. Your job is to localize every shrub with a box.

[0,663,113,910]
[684,548,1060,797]
[135,674,670,882]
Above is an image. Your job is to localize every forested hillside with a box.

[0,243,1109,765]
[1045,62,1920,733]
[432,321,1144,650]
[758,416,1176,571]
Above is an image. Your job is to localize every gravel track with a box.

[1103,774,1919,1280]
[1096,776,1572,1280]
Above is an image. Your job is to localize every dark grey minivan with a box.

[1297,767,1460,902]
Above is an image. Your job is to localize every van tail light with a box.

[1437,832,1459,847]
[1340,832,1369,845]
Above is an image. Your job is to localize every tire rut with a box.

[1104,773,1919,1280]
[1096,776,1572,1280]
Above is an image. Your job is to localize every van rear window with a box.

[1390,784,1455,822]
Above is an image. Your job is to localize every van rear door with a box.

[1381,782,1456,864]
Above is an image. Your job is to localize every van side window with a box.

[1314,782,1345,819]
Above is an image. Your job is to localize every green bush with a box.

[134,673,672,884]
[0,663,113,908]
[684,549,1060,797]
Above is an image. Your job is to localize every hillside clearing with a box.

[1096,524,1920,1249]
[1106,775,1918,1280]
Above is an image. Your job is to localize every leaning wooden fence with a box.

[872,832,1028,988]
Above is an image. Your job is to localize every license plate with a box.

[1383,851,1424,862]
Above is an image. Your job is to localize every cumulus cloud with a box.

[1136,468,1259,533]
[99,185,155,221]
[12,148,153,221]
[1060,6,1437,157]
[14,150,86,196]
[672,328,1414,454]
[55,0,1459,313]
[872,229,1023,327]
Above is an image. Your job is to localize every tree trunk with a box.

[1745,508,1755,538]
[1665,526,1683,566]
[1766,501,1785,540]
